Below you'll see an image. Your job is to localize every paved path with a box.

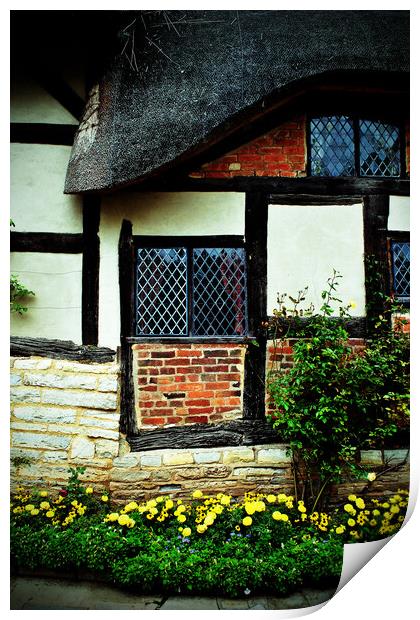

[10,576,336,610]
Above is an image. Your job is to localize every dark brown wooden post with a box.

[363,195,390,331]
[82,195,100,345]
[243,192,268,419]
[118,219,137,435]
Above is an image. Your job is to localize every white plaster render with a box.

[11,74,79,124]
[10,253,82,342]
[267,203,366,316]
[11,144,82,232]
[98,192,245,348]
[388,196,410,231]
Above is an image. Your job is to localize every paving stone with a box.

[267,591,309,609]
[302,587,336,607]
[160,596,219,610]
[217,598,250,609]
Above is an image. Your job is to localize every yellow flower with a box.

[118,514,130,526]
[369,519,377,527]
[298,505,307,513]
[101,495,109,502]
[85,487,93,495]
[372,509,380,516]
[267,494,276,503]
[124,501,138,512]
[367,472,376,482]
[108,512,119,522]
[344,504,356,515]
[277,494,287,503]
[197,524,207,534]
[165,499,174,510]
[40,491,48,497]
[336,526,345,534]
[302,534,311,541]
[242,516,252,526]
[390,505,400,514]
[280,513,289,522]
[272,511,282,521]
[126,519,135,528]
[347,518,356,527]
[46,511,55,518]
[30,509,40,516]
[204,515,214,526]
[255,501,266,512]
[244,503,256,515]
[182,527,192,537]
[235,525,241,531]
[220,495,230,506]
[355,498,365,510]
[285,500,293,509]
[300,513,307,521]
[348,494,357,502]
[192,490,203,499]
[146,499,157,509]
[40,501,50,510]
[25,504,35,512]
[177,514,187,523]
[349,300,357,309]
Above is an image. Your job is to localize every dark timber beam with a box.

[11,232,84,254]
[82,196,100,345]
[126,176,410,196]
[127,420,280,451]
[243,192,268,420]
[118,220,137,435]
[10,337,115,362]
[32,70,85,121]
[10,123,77,146]
[363,195,391,330]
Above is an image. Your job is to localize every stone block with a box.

[95,439,119,458]
[14,359,52,370]
[97,376,119,392]
[10,374,22,386]
[384,449,410,465]
[113,454,142,468]
[43,450,69,462]
[11,421,49,432]
[257,448,290,465]
[12,432,71,450]
[193,450,221,464]
[70,437,95,459]
[111,469,152,483]
[140,454,162,467]
[173,467,203,480]
[13,405,77,423]
[162,451,194,466]
[24,373,97,390]
[360,450,383,465]
[202,465,230,478]
[222,447,254,464]
[79,416,119,431]
[41,388,117,410]
[84,427,119,440]
[10,387,41,403]
[55,361,119,374]
[232,467,278,478]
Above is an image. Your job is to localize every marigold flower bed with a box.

[10,475,408,598]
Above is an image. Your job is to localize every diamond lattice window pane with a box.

[310,116,355,176]
[391,241,410,302]
[360,120,400,177]
[192,248,247,336]
[136,247,188,335]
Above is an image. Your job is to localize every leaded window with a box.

[309,115,402,178]
[136,242,247,337]
[391,240,410,304]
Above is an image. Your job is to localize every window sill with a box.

[126,335,256,344]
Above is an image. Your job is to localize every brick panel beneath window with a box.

[189,116,306,179]
[133,343,246,427]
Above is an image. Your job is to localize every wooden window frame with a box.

[387,231,410,308]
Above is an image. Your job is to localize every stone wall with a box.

[10,356,121,489]
[133,343,246,427]
[110,444,293,502]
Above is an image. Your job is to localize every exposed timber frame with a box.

[82,196,100,345]
[10,336,115,362]
[10,123,77,146]
[10,232,84,253]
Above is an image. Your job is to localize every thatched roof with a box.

[64,10,409,194]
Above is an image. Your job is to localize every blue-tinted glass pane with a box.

[193,248,247,336]
[310,116,355,176]
[136,247,188,335]
[360,120,400,177]
[391,241,410,302]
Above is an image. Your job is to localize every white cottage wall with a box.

[98,191,245,348]
[267,203,366,316]
[388,196,410,231]
[10,75,79,125]
[10,253,82,342]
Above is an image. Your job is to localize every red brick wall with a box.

[189,115,306,179]
[265,338,366,415]
[133,343,246,427]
